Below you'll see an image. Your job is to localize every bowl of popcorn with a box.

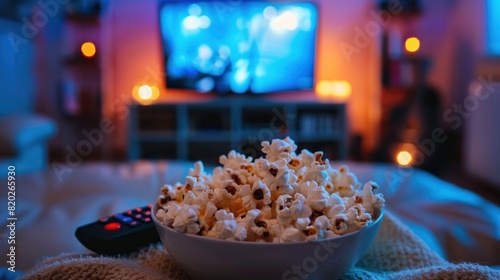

[152,137,385,280]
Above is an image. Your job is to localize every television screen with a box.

[158,1,318,95]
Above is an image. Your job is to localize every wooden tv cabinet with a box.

[128,97,346,165]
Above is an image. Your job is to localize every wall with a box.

[100,0,382,157]
[0,19,36,116]
[38,0,484,160]
[408,0,486,124]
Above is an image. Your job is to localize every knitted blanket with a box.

[20,211,499,280]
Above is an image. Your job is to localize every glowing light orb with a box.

[396,151,413,166]
[81,42,96,58]
[315,80,351,100]
[132,84,160,105]
[405,37,420,53]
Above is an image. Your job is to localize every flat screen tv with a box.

[158,1,318,95]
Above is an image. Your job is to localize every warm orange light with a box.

[315,80,351,100]
[396,151,413,166]
[81,42,96,58]
[315,80,332,98]
[132,84,160,105]
[405,37,420,53]
[331,80,352,99]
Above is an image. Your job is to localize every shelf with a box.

[128,99,347,161]
[294,132,344,141]
[187,131,232,142]
[138,131,177,142]
[238,130,290,139]
[139,141,178,160]
[188,141,232,165]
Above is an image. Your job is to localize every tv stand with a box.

[128,97,347,165]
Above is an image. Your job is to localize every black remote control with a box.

[75,204,160,255]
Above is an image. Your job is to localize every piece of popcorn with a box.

[194,189,214,207]
[160,202,183,226]
[231,224,247,241]
[291,193,312,219]
[245,174,261,187]
[277,226,306,242]
[240,180,271,210]
[172,204,200,234]
[295,217,310,231]
[313,215,331,232]
[275,195,294,226]
[335,185,355,198]
[294,217,322,241]
[252,158,270,178]
[302,225,321,241]
[237,209,260,226]
[323,230,338,239]
[299,149,315,168]
[275,193,311,226]
[219,150,252,170]
[209,209,245,240]
[234,209,260,241]
[331,214,349,234]
[188,160,206,177]
[213,180,240,209]
[160,184,176,201]
[155,208,167,222]
[325,193,346,218]
[185,176,207,195]
[324,180,335,194]
[298,180,317,197]
[183,190,197,205]
[260,159,294,195]
[287,156,304,172]
[257,158,275,187]
[198,201,217,233]
[261,137,297,162]
[250,219,272,239]
[345,193,364,209]
[326,166,340,186]
[171,182,185,202]
[362,181,385,214]
[334,165,361,195]
[211,166,226,187]
[302,163,329,188]
[225,168,248,186]
[305,184,330,212]
[204,201,217,218]
[346,205,372,232]
[216,220,238,239]
[260,204,273,220]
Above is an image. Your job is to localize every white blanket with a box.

[1,160,499,274]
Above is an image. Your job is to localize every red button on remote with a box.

[104,222,121,231]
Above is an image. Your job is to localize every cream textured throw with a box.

[20,211,499,280]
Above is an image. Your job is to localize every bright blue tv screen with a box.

[158,1,318,95]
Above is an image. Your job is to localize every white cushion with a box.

[0,114,57,156]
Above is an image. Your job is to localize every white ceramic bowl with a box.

[152,204,383,280]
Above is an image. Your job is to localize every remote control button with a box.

[135,207,143,213]
[134,214,142,219]
[115,214,133,223]
[139,217,151,223]
[126,220,140,228]
[125,210,133,216]
[104,222,121,231]
[98,217,110,223]
[145,211,151,216]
